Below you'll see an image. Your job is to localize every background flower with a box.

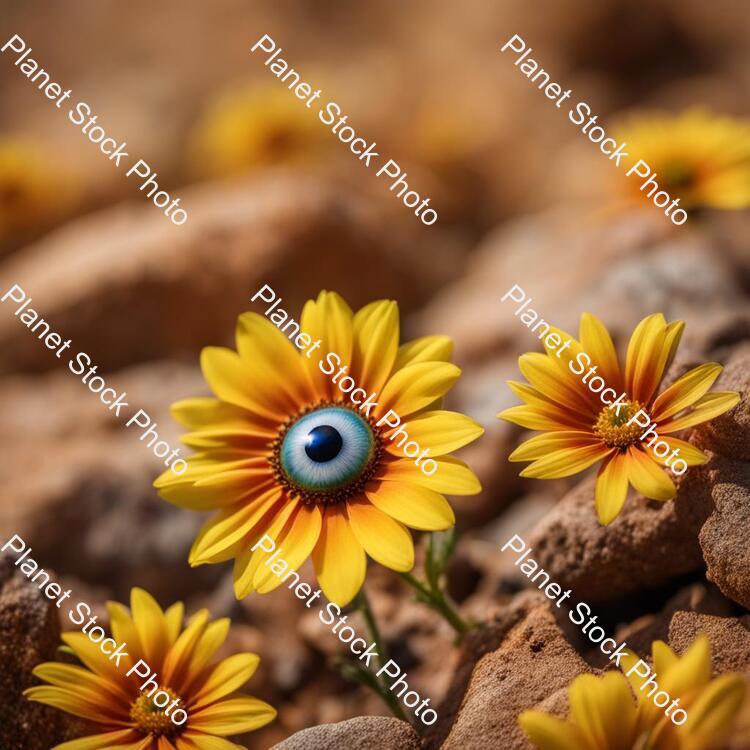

[156,291,483,606]
[25,587,275,750]
[500,312,739,524]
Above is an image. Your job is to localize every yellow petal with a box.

[509,431,598,462]
[235,312,312,406]
[347,499,415,572]
[384,410,484,457]
[49,730,143,750]
[177,733,245,750]
[253,503,322,593]
[378,362,461,418]
[499,404,591,431]
[625,447,676,501]
[376,456,481,495]
[659,633,712,701]
[518,710,586,750]
[32,662,129,705]
[107,602,138,662]
[651,640,679,677]
[351,299,399,394]
[191,653,261,708]
[170,397,272,432]
[595,451,630,525]
[61,632,124,683]
[24,686,119,724]
[365,480,455,530]
[394,335,453,369]
[684,673,747,740]
[189,695,277,734]
[647,320,685,403]
[579,312,623,392]
[161,609,210,689]
[201,346,283,420]
[520,444,612,480]
[165,602,185,646]
[659,391,740,433]
[644,436,708,468]
[651,363,723,420]
[311,505,366,607]
[624,313,667,403]
[519,353,596,414]
[568,672,637,749]
[131,588,170,669]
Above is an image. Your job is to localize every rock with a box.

[0,553,71,749]
[692,345,750,461]
[698,456,750,610]
[0,171,460,375]
[669,611,750,675]
[270,716,422,750]
[434,593,590,750]
[527,468,713,603]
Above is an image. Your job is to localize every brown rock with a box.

[699,456,750,610]
[270,716,422,750]
[0,171,459,376]
[435,593,590,750]
[692,345,750,462]
[669,611,750,674]
[0,553,70,749]
[527,469,713,603]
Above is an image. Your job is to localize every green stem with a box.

[399,571,470,638]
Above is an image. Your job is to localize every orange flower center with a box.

[594,400,647,449]
[130,688,183,736]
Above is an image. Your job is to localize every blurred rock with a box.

[699,456,750,610]
[0,171,461,376]
[0,553,70,749]
[669,611,750,674]
[527,469,713,603]
[435,592,590,750]
[270,716,421,750]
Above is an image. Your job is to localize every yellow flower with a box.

[500,313,739,524]
[155,292,483,606]
[614,110,750,210]
[25,587,276,750]
[519,635,747,750]
[188,84,328,178]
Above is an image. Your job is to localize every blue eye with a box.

[280,407,375,492]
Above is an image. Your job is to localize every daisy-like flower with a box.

[25,587,276,750]
[613,110,750,210]
[188,84,329,178]
[500,312,739,524]
[520,635,747,750]
[155,292,483,606]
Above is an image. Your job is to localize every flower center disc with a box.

[130,688,182,736]
[594,400,647,448]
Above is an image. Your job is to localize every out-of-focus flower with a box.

[25,587,275,750]
[519,635,747,750]
[188,84,329,178]
[0,138,77,240]
[500,312,738,524]
[614,110,750,210]
[156,291,483,606]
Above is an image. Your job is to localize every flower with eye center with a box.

[155,291,484,606]
[593,401,646,448]
[129,688,182,736]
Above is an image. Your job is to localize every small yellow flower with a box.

[155,292,483,606]
[25,587,276,750]
[188,84,328,178]
[520,635,747,750]
[614,110,750,210]
[499,313,739,524]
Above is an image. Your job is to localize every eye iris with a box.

[304,425,343,462]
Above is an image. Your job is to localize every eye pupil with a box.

[304,425,344,463]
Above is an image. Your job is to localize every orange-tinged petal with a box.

[365,480,455,531]
[176,734,245,750]
[658,391,740,433]
[509,431,598,462]
[24,686,124,724]
[625,447,676,501]
[161,609,211,688]
[520,443,612,480]
[644,436,708,468]
[383,410,483,457]
[191,653,260,708]
[394,335,453,369]
[348,498,415,571]
[351,299,399,394]
[51,730,144,750]
[647,320,685,403]
[190,695,277,734]
[595,451,630,525]
[518,710,586,750]
[378,361,461,418]
[651,363,723,420]
[624,313,667,403]
[253,503,322,593]
[311,505,366,606]
[376,456,481,495]
[519,353,596,415]
[32,662,130,705]
[61,632,123,684]
[498,404,592,431]
[579,312,623,392]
